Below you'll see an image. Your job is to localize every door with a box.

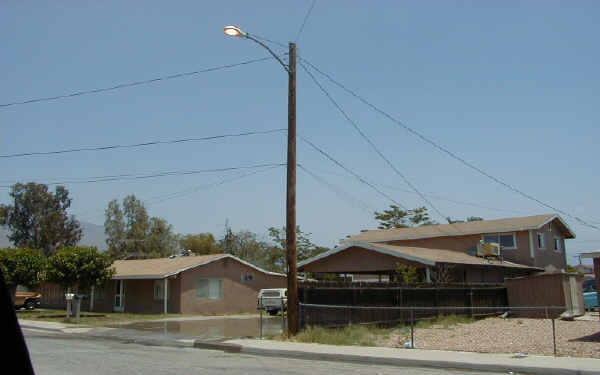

[113,280,125,312]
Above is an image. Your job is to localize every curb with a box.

[232,346,600,375]
[21,325,65,333]
[193,341,242,353]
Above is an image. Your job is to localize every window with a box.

[94,285,105,301]
[483,233,516,249]
[153,280,166,300]
[241,274,254,283]
[196,279,223,300]
[553,237,562,251]
[537,233,546,249]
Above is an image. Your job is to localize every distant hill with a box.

[0,221,107,251]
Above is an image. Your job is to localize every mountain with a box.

[0,221,107,251]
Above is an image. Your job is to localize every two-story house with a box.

[299,214,575,283]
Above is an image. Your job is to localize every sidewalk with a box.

[20,319,600,375]
[223,339,600,375]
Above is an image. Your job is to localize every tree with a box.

[394,263,419,284]
[0,248,46,301]
[104,195,176,259]
[446,216,484,224]
[374,206,435,229]
[0,183,82,255]
[466,216,483,222]
[46,246,114,293]
[267,226,329,270]
[179,233,219,255]
[217,230,280,271]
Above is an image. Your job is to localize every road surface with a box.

[24,329,507,375]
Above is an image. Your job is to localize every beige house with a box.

[40,254,286,314]
[299,214,575,283]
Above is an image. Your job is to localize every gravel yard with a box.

[379,317,600,358]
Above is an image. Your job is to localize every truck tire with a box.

[24,300,36,310]
[268,309,279,316]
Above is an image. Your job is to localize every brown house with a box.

[41,254,286,314]
[299,214,575,283]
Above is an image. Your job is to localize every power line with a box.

[145,164,283,205]
[300,57,600,232]
[299,60,451,224]
[299,135,406,209]
[0,56,276,108]
[0,163,284,188]
[298,164,375,214]
[296,0,317,42]
[0,129,286,159]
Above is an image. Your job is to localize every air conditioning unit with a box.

[477,241,500,257]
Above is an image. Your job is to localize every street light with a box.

[224,25,298,336]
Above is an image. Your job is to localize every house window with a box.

[95,286,105,301]
[537,233,546,249]
[483,233,516,249]
[196,279,223,300]
[241,274,254,283]
[153,280,167,300]
[553,237,562,251]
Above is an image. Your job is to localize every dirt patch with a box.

[379,317,600,358]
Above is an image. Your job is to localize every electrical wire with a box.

[0,56,276,108]
[300,57,600,231]
[299,135,406,209]
[0,163,284,188]
[296,0,317,42]
[145,164,283,205]
[299,60,450,223]
[0,129,286,159]
[298,163,376,214]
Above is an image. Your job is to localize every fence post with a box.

[281,297,285,333]
[259,302,263,339]
[552,317,557,356]
[410,308,415,348]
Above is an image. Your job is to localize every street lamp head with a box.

[224,25,247,37]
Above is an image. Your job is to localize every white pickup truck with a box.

[258,288,287,316]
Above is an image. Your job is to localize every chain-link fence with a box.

[298,304,600,357]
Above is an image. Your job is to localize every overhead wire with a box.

[145,164,284,205]
[0,56,277,108]
[299,135,406,209]
[299,60,451,223]
[0,163,284,188]
[298,163,376,215]
[300,57,600,231]
[0,129,286,159]
[295,0,317,42]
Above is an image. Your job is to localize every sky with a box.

[1,1,598,264]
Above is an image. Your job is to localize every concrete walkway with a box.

[224,339,600,375]
[20,319,600,375]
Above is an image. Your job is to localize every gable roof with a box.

[344,214,575,243]
[298,242,541,271]
[112,253,285,279]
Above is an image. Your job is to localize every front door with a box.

[113,280,125,312]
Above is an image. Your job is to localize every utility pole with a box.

[223,26,299,336]
[286,42,298,335]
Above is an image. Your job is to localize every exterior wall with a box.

[302,246,422,273]
[385,231,535,267]
[531,220,568,271]
[506,273,583,318]
[117,277,182,314]
[383,219,569,271]
[179,257,286,315]
[595,258,600,299]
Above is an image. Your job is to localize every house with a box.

[299,214,575,283]
[573,264,595,277]
[41,253,286,314]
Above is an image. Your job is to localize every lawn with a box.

[16,308,181,326]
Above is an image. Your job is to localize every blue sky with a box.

[1,1,598,263]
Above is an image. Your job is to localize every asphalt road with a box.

[23,330,507,375]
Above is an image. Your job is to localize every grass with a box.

[272,315,476,347]
[16,308,181,326]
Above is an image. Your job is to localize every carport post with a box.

[163,278,168,315]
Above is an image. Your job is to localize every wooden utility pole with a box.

[286,42,298,335]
